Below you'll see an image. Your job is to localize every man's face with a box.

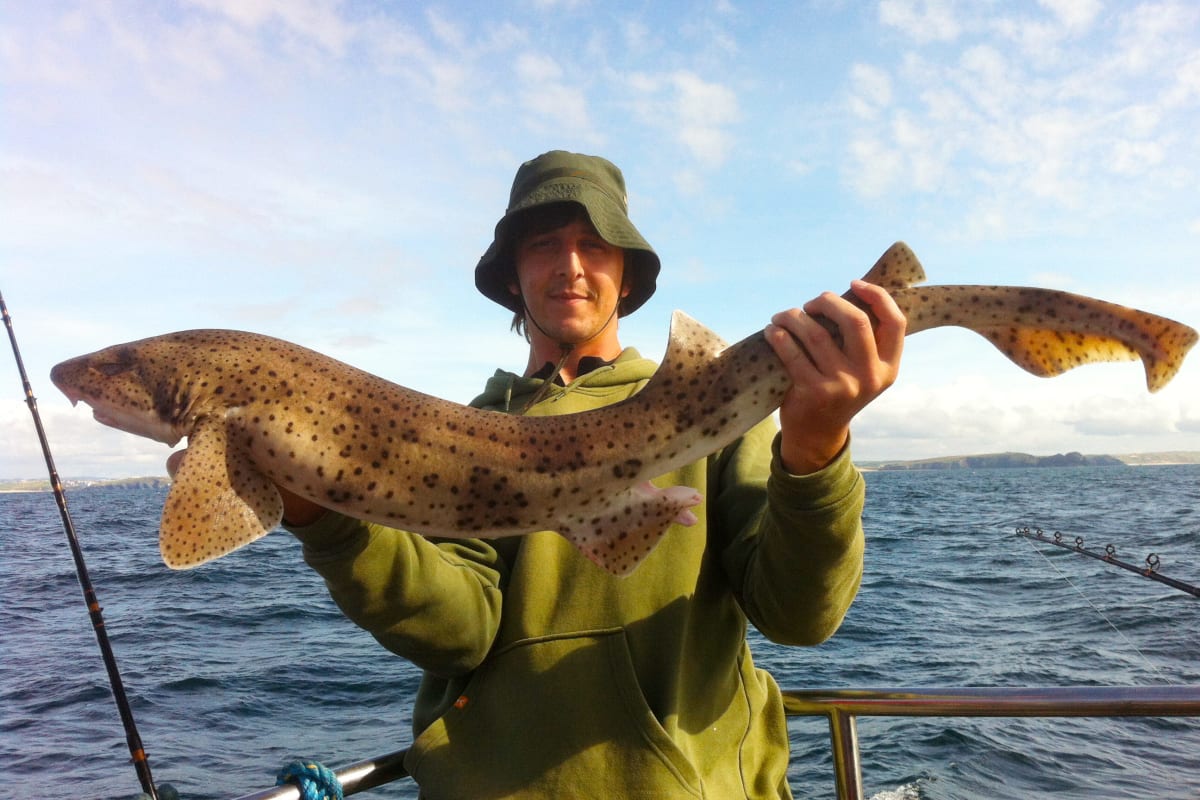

[510,218,629,344]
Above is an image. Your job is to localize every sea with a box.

[2,465,1198,800]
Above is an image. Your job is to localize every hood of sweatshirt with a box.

[470,348,657,414]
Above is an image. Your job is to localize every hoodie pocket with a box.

[407,628,703,799]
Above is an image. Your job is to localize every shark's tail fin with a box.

[865,241,1197,393]
[972,302,1196,392]
[1136,313,1199,391]
[896,283,1197,393]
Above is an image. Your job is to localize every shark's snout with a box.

[49,360,84,405]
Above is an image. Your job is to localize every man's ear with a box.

[507,281,521,296]
[620,252,634,299]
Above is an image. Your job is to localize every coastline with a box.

[4,451,1199,491]
[0,476,172,494]
[858,451,1200,472]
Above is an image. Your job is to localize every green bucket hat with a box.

[474,150,661,316]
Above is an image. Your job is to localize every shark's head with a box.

[51,340,189,446]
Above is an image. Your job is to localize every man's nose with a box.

[556,244,585,277]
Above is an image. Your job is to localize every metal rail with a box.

[232,749,410,800]
[782,685,1200,800]
[231,684,1200,800]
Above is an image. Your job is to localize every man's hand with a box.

[764,279,905,474]
[165,448,327,526]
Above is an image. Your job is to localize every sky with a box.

[2,0,1200,479]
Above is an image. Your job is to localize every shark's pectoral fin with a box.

[558,481,703,577]
[160,416,283,569]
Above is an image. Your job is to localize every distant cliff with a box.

[874,451,1125,471]
[0,476,171,493]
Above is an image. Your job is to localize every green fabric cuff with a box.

[767,432,859,511]
[284,510,370,562]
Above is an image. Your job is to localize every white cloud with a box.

[672,168,706,198]
[1019,110,1088,204]
[838,2,1200,237]
[627,70,740,168]
[0,18,84,88]
[425,7,467,49]
[1164,51,1200,108]
[622,19,651,51]
[958,202,1015,240]
[668,71,740,166]
[1113,1,1198,75]
[1067,395,1178,436]
[852,359,1200,461]
[357,17,484,116]
[183,0,356,55]
[845,137,904,198]
[2,398,174,479]
[516,52,563,83]
[878,0,963,44]
[994,0,1100,60]
[1108,139,1166,176]
[515,54,596,139]
[847,63,893,119]
[1037,0,1101,31]
[891,110,945,191]
[786,159,813,177]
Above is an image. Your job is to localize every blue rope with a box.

[276,760,343,800]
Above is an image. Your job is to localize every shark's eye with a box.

[96,361,129,377]
[93,346,136,377]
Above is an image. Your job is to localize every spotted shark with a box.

[50,243,1196,575]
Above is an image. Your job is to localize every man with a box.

[271,151,904,797]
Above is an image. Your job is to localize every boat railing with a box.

[231,684,1200,800]
[782,685,1200,800]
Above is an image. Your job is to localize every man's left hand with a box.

[764,279,905,474]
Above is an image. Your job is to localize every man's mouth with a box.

[549,286,594,302]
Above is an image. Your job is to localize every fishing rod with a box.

[1016,526,1200,598]
[1,291,161,799]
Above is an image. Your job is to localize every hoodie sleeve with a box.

[288,514,507,678]
[714,418,866,646]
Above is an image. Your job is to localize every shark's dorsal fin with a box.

[861,241,927,291]
[663,309,730,364]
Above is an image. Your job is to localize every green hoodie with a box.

[289,348,865,799]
